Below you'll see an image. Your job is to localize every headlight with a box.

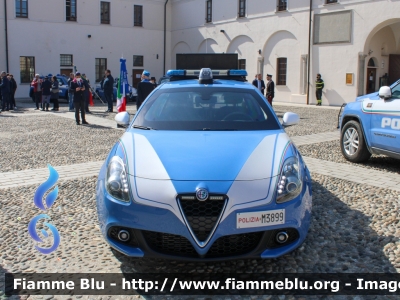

[106,156,130,202]
[276,156,302,203]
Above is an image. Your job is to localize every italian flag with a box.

[116,58,128,112]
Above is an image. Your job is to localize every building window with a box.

[134,5,143,27]
[206,0,212,23]
[238,0,245,18]
[326,0,338,3]
[133,55,144,67]
[15,0,28,18]
[95,58,107,82]
[277,57,287,85]
[60,54,73,66]
[277,0,287,11]
[66,0,77,21]
[238,59,246,70]
[20,56,35,83]
[100,1,110,24]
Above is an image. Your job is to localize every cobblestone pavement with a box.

[0,100,399,300]
[299,140,400,175]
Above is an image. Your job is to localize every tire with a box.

[340,120,371,163]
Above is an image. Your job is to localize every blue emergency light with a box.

[167,69,247,78]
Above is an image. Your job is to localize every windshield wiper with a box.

[202,128,238,131]
[133,125,155,130]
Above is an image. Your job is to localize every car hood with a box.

[355,92,379,101]
[119,130,291,181]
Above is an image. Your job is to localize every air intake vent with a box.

[177,194,227,244]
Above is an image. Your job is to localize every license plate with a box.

[237,209,285,229]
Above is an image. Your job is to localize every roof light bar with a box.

[166,70,186,76]
[228,69,247,76]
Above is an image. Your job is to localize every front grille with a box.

[142,230,198,257]
[206,232,263,258]
[142,230,263,258]
[178,194,226,242]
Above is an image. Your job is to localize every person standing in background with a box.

[51,75,60,111]
[71,72,89,125]
[136,70,154,110]
[9,74,17,110]
[315,73,324,106]
[81,73,91,113]
[31,74,42,110]
[266,74,275,106]
[252,74,265,95]
[103,70,114,113]
[67,73,75,111]
[0,72,10,111]
[41,76,52,111]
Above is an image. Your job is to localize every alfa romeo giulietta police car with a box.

[339,79,400,162]
[96,68,312,260]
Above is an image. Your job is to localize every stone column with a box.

[358,52,367,96]
[301,55,308,95]
[257,57,264,77]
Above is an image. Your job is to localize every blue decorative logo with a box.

[28,164,61,254]
[196,188,209,201]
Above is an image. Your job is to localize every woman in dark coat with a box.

[51,76,60,111]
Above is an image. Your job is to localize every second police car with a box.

[96,68,312,260]
[339,79,400,162]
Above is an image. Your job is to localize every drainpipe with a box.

[306,0,312,105]
[163,0,169,75]
[4,0,9,72]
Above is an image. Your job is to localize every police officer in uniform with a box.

[315,73,324,106]
[266,74,275,106]
[136,70,155,110]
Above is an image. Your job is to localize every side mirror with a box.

[115,112,130,128]
[282,112,300,127]
[379,86,391,100]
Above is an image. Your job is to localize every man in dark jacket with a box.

[67,73,75,111]
[81,73,91,113]
[9,74,17,110]
[70,72,89,125]
[136,70,155,110]
[252,74,265,95]
[103,70,114,112]
[41,76,52,111]
[0,71,11,111]
[266,74,275,106]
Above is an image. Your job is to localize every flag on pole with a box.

[116,58,129,112]
[89,92,94,106]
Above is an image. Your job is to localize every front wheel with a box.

[340,120,371,163]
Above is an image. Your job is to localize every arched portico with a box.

[171,41,191,69]
[359,19,400,95]
[197,38,220,53]
[261,31,300,96]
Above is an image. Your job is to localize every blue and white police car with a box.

[96,68,312,261]
[339,79,400,162]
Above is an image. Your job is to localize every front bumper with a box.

[96,166,312,261]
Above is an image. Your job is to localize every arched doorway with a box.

[361,19,400,95]
[366,57,378,94]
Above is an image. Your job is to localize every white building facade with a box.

[1,0,400,105]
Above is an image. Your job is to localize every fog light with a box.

[276,231,289,244]
[118,230,130,242]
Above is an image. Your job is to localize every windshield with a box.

[132,87,280,131]
[392,81,400,99]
